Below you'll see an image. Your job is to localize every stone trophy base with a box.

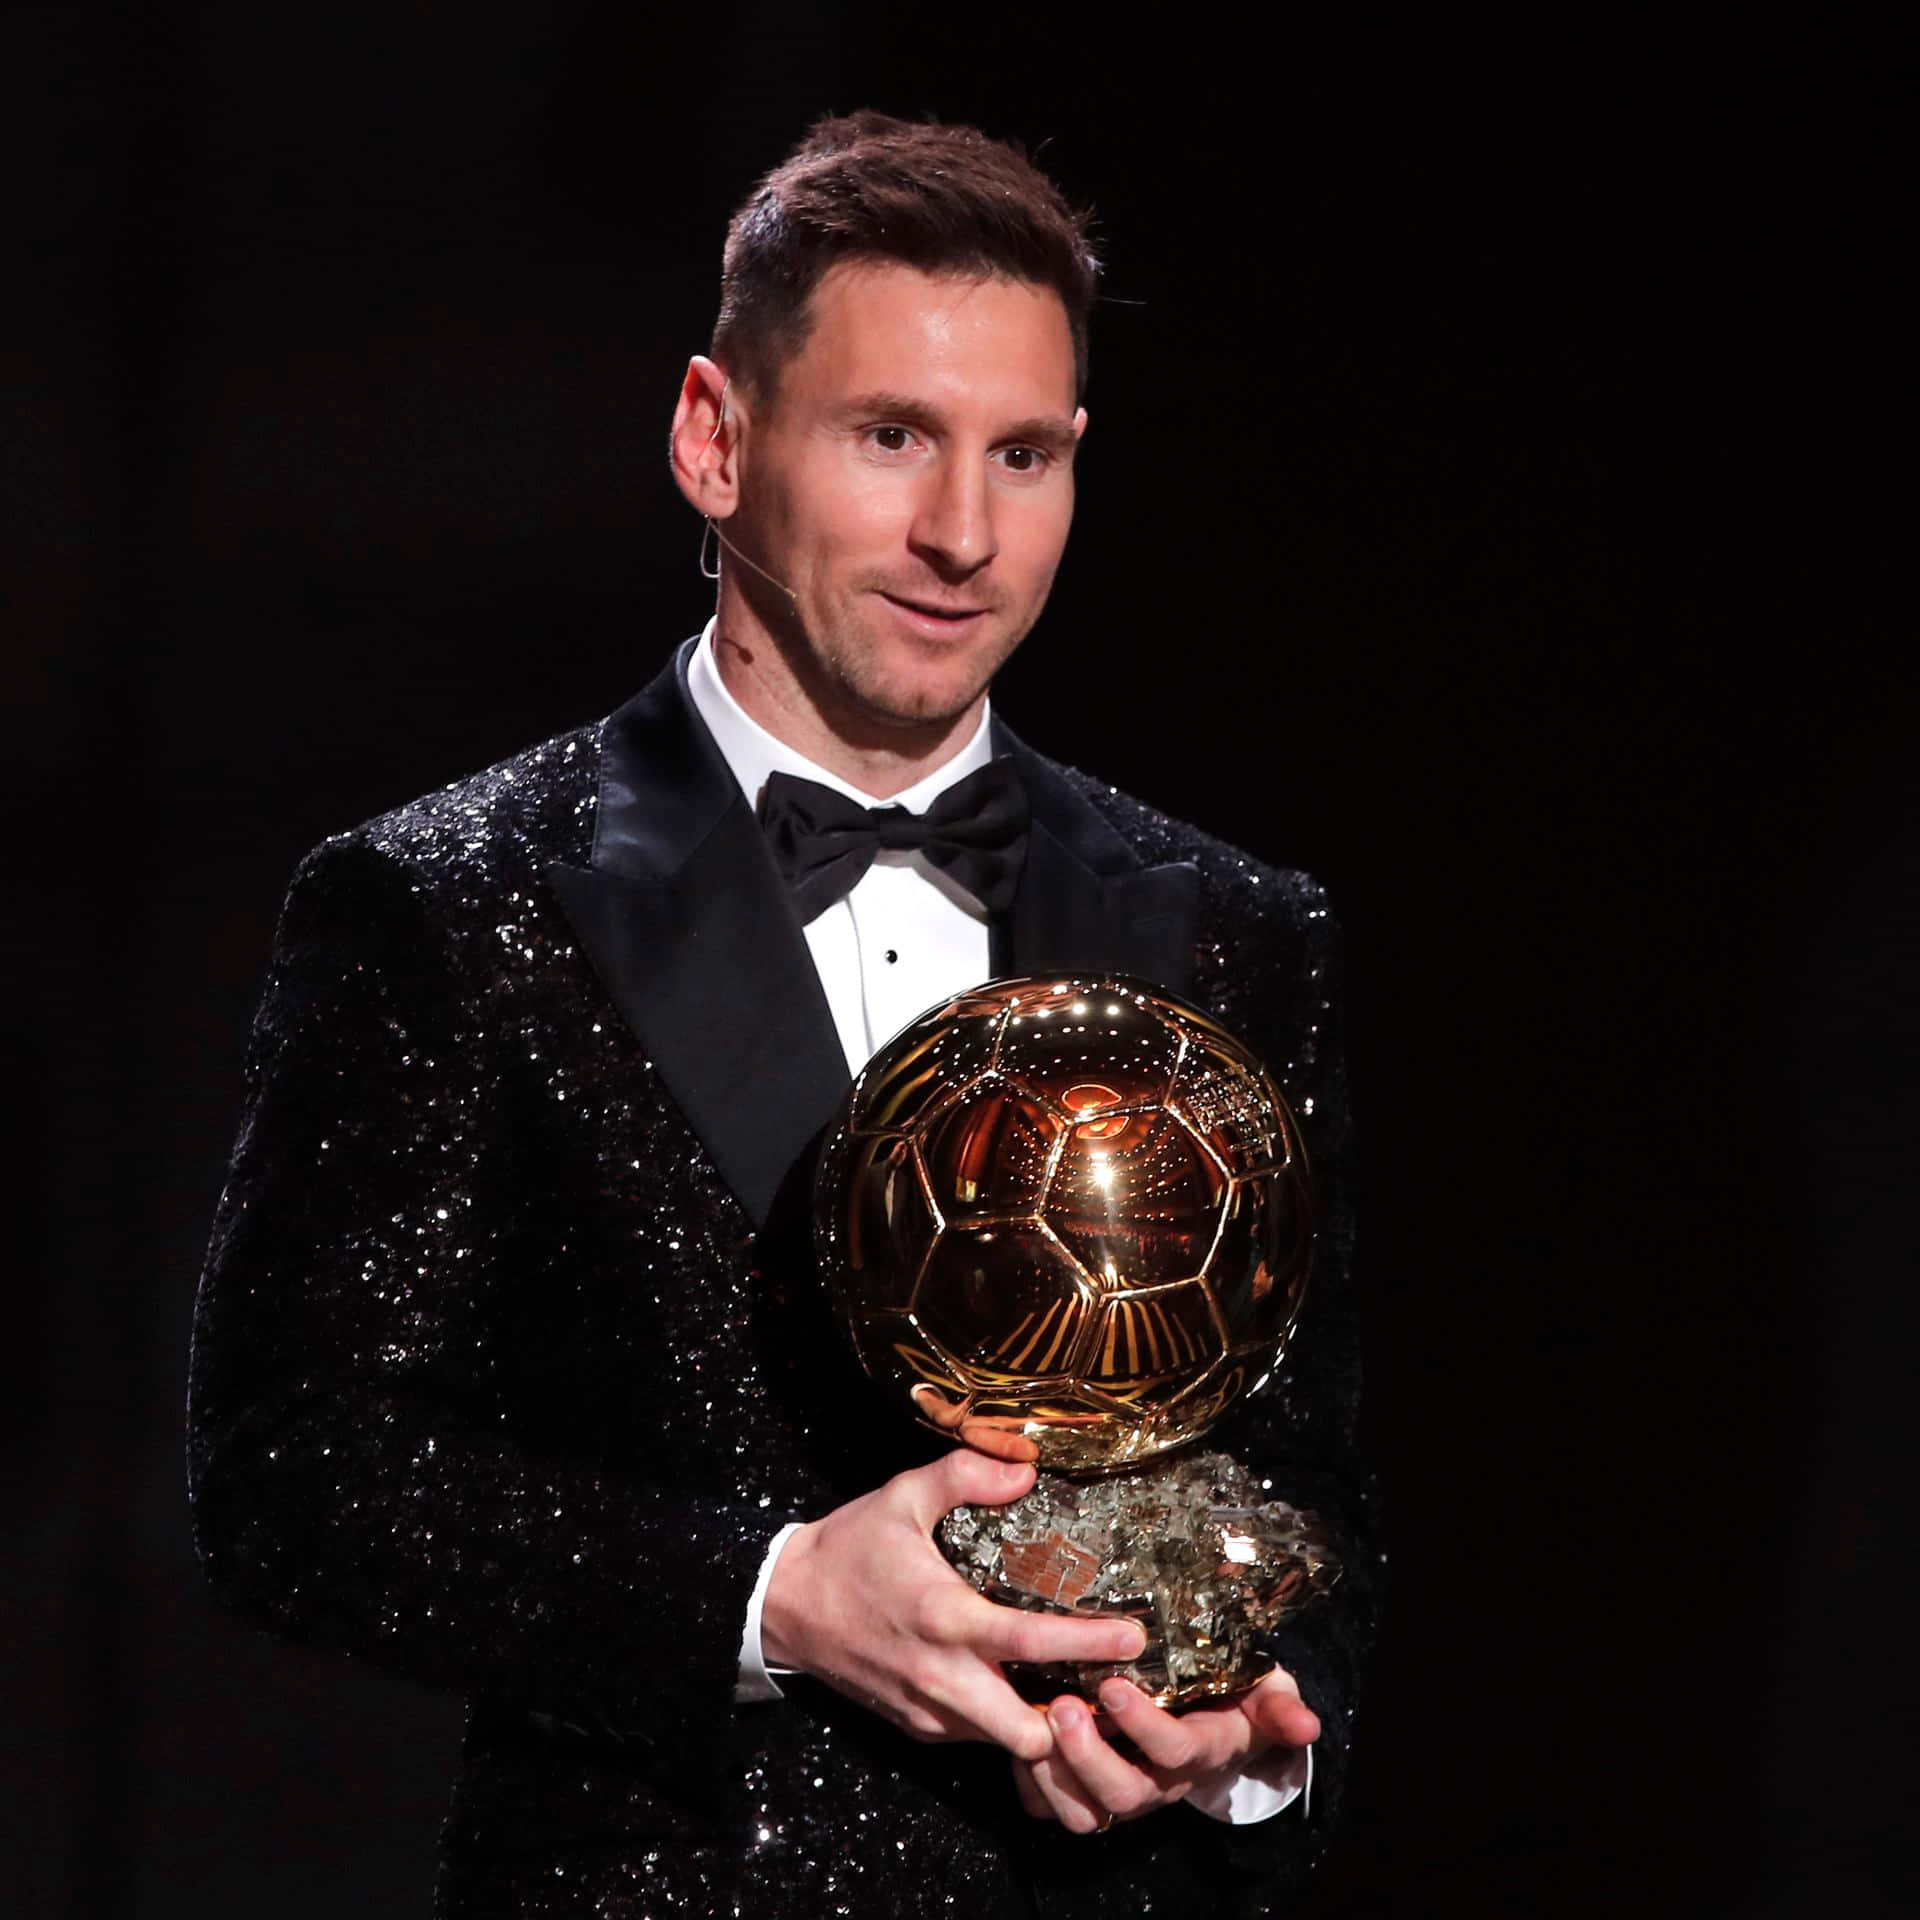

[937,1450,1339,1713]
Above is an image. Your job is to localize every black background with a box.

[11,9,1911,1916]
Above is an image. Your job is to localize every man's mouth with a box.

[879,592,991,629]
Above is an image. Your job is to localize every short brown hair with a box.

[712,111,1100,403]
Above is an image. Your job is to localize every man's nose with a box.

[909,457,997,577]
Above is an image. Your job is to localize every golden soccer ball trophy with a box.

[814,975,1340,1710]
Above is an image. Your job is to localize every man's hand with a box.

[1012,1668,1320,1833]
[761,1450,1148,1764]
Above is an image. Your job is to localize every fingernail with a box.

[1049,1697,1086,1732]
[1099,1680,1131,1713]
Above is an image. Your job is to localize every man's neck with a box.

[710,604,987,803]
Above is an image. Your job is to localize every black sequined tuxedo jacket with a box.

[189,641,1377,1920]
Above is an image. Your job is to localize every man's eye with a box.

[999,446,1045,474]
[870,425,915,452]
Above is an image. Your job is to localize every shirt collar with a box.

[686,618,997,816]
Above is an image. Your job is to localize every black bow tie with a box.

[758,758,1031,923]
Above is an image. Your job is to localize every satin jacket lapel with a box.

[993,722,1201,995]
[547,641,849,1229]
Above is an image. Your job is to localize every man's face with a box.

[727,260,1086,730]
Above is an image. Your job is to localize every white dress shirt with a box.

[685,624,1308,1824]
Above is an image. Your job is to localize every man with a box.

[189,113,1377,1918]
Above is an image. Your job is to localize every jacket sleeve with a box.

[186,835,789,1774]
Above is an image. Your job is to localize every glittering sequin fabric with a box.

[188,695,1378,1919]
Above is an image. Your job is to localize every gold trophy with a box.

[815,975,1339,1711]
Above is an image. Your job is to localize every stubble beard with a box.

[826,634,1005,730]
[784,580,1039,736]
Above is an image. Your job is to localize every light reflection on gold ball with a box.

[815,976,1313,1472]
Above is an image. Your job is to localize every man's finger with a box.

[927,1661,1056,1763]
[1026,1751,1106,1835]
[970,1595,1148,1668]
[1010,1757,1055,1822]
[1240,1668,1322,1750]
[899,1449,1036,1530]
[1046,1694,1159,1818]
[1094,1678,1243,1775]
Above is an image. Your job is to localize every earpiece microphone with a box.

[696,376,800,606]
[702,516,800,607]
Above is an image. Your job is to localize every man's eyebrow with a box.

[1000,416,1082,458]
[839,393,1080,457]
[839,390,942,423]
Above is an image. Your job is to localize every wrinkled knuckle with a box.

[1003,1619,1046,1665]
[888,1462,933,1505]
[914,1589,960,1646]
[901,1654,945,1700]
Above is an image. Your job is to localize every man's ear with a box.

[668,355,742,518]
